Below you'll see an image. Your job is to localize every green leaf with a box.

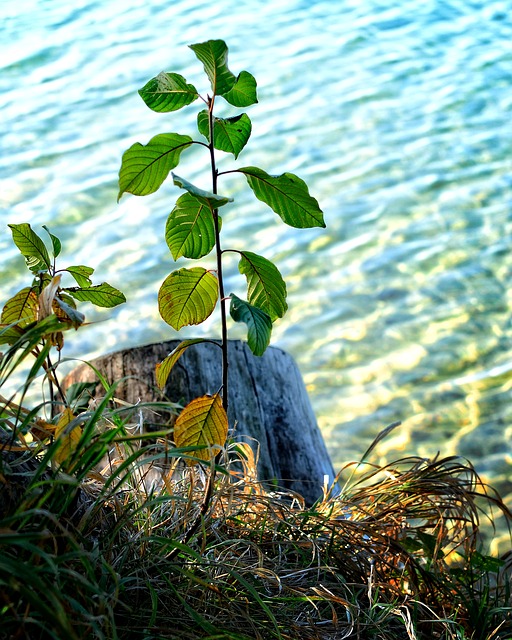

[1,287,38,327]
[223,71,258,107]
[155,338,207,390]
[172,173,233,208]
[118,133,193,200]
[42,225,61,258]
[139,71,198,112]
[189,40,236,96]
[230,294,272,357]
[238,251,287,321]
[64,283,126,308]
[174,393,228,463]
[165,193,218,260]
[239,167,325,229]
[65,265,94,288]
[197,110,252,159]
[158,267,218,330]
[8,223,51,272]
[54,296,85,329]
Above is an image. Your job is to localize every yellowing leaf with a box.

[1,287,38,327]
[158,267,218,330]
[53,408,82,468]
[174,394,228,463]
[30,418,56,441]
[155,338,207,390]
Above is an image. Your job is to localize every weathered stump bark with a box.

[63,340,335,504]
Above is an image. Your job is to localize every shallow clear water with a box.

[2,0,512,544]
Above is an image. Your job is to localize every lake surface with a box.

[2,0,512,547]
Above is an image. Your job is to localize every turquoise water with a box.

[2,0,512,543]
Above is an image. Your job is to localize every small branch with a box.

[192,140,210,150]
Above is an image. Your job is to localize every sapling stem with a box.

[208,96,229,412]
[120,39,325,487]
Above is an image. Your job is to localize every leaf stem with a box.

[208,97,229,413]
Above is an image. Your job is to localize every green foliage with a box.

[118,39,325,410]
[1,223,125,424]
[2,224,125,351]
[158,267,218,330]
[155,338,210,390]
[237,251,287,321]
[229,294,272,356]
[197,110,252,158]
[118,133,193,199]
[165,193,218,260]
[9,222,51,273]
[239,166,325,228]
[139,71,199,112]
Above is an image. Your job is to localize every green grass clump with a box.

[1,379,511,640]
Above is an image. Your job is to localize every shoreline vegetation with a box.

[1,385,511,639]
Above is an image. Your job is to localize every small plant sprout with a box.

[118,39,325,457]
[2,224,125,384]
[1,224,125,464]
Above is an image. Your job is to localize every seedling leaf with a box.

[118,133,193,200]
[54,296,85,329]
[42,225,62,258]
[238,251,287,321]
[0,323,24,346]
[64,283,126,308]
[197,110,252,159]
[230,294,272,356]
[8,223,51,272]
[65,265,94,288]
[158,267,218,330]
[172,173,233,208]
[189,39,236,96]
[240,166,326,228]
[223,70,258,107]
[166,193,218,260]
[156,338,207,390]
[1,288,38,327]
[139,71,198,112]
[174,393,228,463]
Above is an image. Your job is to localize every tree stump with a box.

[63,340,336,504]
